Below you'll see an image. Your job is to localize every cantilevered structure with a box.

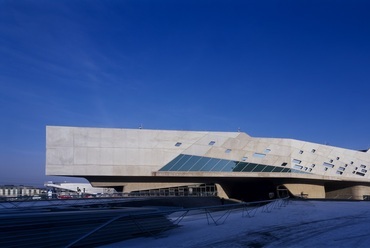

[46,126,370,201]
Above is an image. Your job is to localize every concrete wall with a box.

[326,185,370,200]
[283,183,326,199]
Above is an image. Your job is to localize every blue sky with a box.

[1,0,369,185]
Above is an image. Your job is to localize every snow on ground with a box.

[104,200,370,247]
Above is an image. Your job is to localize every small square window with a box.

[281,162,288,166]
[299,150,304,154]
[311,149,316,153]
[336,157,340,160]
[264,149,271,153]
[324,167,328,171]
[225,149,232,153]
[241,156,248,161]
[329,159,333,163]
[351,161,354,164]
[345,164,348,167]
[208,141,216,146]
[175,142,182,147]
[311,164,316,168]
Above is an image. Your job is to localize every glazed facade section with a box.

[160,154,305,174]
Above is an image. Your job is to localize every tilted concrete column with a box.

[283,183,325,198]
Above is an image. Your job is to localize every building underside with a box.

[81,175,370,201]
[46,126,370,201]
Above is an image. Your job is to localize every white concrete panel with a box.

[74,128,101,147]
[137,130,161,148]
[179,131,208,142]
[113,148,125,165]
[289,139,306,150]
[259,138,291,146]
[211,131,241,138]
[222,134,251,150]
[227,150,250,161]
[46,126,73,147]
[263,143,292,157]
[196,133,239,147]
[205,147,230,159]
[86,148,100,164]
[315,145,334,157]
[74,147,87,165]
[154,130,189,141]
[46,147,74,165]
[242,140,273,154]
[100,128,125,148]
[203,147,246,161]
[183,144,211,156]
[100,148,114,165]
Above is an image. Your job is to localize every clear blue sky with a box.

[1,0,369,186]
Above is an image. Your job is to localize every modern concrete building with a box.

[46,126,370,201]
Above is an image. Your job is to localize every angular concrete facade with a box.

[46,126,370,201]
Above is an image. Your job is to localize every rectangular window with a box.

[225,149,232,153]
[293,165,303,170]
[264,149,271,153]
[241,156,248,161]
[175,142,182,147]
[360,165,367,168]
[361,169,367,173]
[336,171,343,175]
[356,172,365,176]
[281,162,288,166]
[292,159,301,164]
[323,162,335,168]
[338,167,345,171]
[253,153,266,158]
[208,141,215,146]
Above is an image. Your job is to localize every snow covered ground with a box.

[104,200,370,247]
